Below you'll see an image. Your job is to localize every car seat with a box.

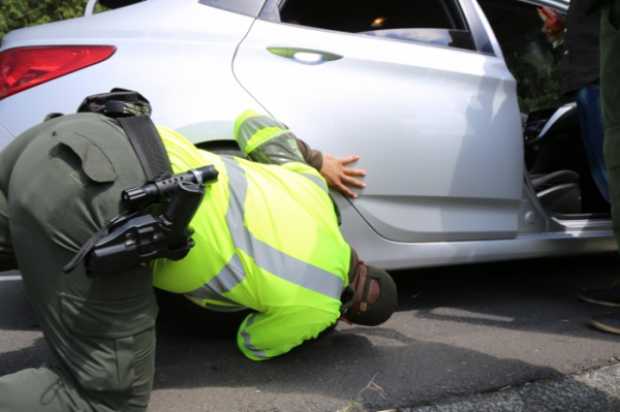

[531,170,582,214]
[526,105,583,214]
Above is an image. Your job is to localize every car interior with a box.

[277,0,476,51]
[279,0,465,32]
[479,0,611,219]
[278,0,609,219]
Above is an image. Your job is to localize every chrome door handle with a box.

[267,47,343,65]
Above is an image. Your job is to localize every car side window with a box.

[199,0,265,17]
[260,0,477,52]
[477,0,566,114]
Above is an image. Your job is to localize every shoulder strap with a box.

[117,116,172,180]
[77,88,172,180]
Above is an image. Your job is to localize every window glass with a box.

[98,0,143,9]
[363,29,475,50]
[267,0,475,51]
[199,0,265,17]
[280,0,464,32]
[478,0,566,113]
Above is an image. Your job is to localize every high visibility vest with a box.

[152,126,351,360]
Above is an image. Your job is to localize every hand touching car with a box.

[320,154,367,198]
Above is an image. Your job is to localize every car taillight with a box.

[0,45,116,100]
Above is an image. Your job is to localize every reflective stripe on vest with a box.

[236,114,287,154]
[241,313,268,360]
[186,156,344,302]
[185,277,245,311]
[300,171,328,192]
[280,161,329,193]
[236,112,329,193]
[222,156,344,298]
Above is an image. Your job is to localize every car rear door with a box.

[234,0,523,242]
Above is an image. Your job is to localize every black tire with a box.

[197,141,246,158]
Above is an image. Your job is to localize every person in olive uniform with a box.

[588,0,620,333]
[0,113,158,412]
[0,101,392,410]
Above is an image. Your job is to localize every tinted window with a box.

[200,0,265,17]
[263,0,476,51]
[478,0,566,113]
[281,0,464,32]
[99,0,143,8]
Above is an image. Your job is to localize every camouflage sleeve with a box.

[234,110,322,170]
[296,138,323,171]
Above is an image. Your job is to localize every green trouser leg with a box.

[602,1,620,248]
[0,118,38,272]
[0,114,157,412]
[0,189,16,271]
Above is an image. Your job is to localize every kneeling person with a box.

[0,97,396,411]
[153,110,398,360]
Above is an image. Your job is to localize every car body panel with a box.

[337,192,616,270]
[234,0,524,245]
[0,0,615,270]
[0,0,259,146]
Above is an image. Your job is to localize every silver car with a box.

[0,0,614,270]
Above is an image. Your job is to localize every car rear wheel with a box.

[197,141,246,158]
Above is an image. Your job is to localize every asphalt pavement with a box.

[1,254,620,411]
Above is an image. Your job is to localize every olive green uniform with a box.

[0,113,157,412]
[602,1,620,242]
[0,101,347,408]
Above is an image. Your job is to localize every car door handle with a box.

[267,47,343,65]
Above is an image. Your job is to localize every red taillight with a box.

[0,45,116,100]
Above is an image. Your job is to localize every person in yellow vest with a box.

[0,99,396,412]
[154,110,398,361]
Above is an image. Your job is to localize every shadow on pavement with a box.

[393,253,620,344]
[0,337,49,377]
[1,255,620,410]
[150,325,617,411]
[0,324,616,410]
[0,275,36,331]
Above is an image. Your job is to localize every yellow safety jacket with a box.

[153,112,351,361]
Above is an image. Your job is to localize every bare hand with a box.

[320,154,366,198]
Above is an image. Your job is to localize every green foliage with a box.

[0,0,90,41]
[505,31,564,114]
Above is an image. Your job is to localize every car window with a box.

[98,0,143,9]
[478,0,566,114]
[199,0,265,17]
[261,0,477,52]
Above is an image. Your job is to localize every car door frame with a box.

[237,0,614,270]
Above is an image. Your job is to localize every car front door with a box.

[234,0,524,242]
